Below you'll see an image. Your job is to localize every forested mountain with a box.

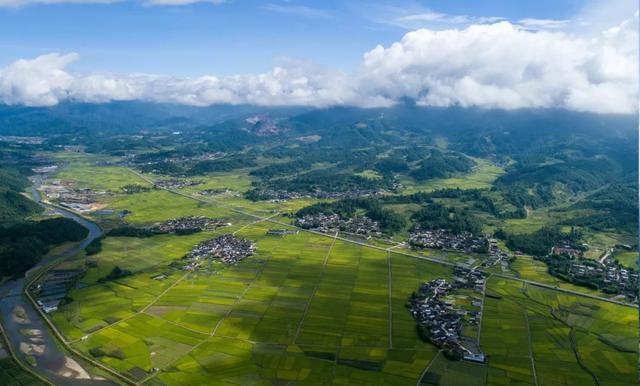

[0,165,41,222]
[1,101,636,242]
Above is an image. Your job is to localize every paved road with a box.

[0,178,115,385]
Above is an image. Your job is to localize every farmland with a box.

[481,277,637,386]
[28,141,637,385]
[53,215,453,384]
[44,186,636,385]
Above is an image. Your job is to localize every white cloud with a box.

[356,17,638,114]
[0,53,77,106]
[0,16,637,114]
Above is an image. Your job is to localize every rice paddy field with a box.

[44,159,637,385]
[49,216,637,385]
[481,278,637,386]
[53,216,456,384]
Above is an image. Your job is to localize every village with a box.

[247,186,402,202]
[409,230,511,269]
[294,213,382,238]
[408,265,487,363]
[568,258,638,302]
[154,179,203,189]
[133,151,225,164]
[185,234,256,266]
[152,216,230,234]
[531,243,639,302]
[408,229,487,253]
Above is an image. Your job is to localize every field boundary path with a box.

[416,350,442,386]
[127,168,636,309]
[522,300,539,386]
[12,167,617,385]
[293,231,338,344]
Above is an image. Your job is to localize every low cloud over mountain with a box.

[0,14,637,113]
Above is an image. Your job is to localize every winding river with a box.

[0,177,115,385]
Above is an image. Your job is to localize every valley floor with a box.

[33,155,639,386]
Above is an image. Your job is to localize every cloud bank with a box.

[0,16,637,114]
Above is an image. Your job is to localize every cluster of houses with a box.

[568,260,638,301]
[544,243,638,302]
[604,265,638,301]
[453,266,487,293]
[294,213,382,237]
[249,186,401,202]
[409,229,487,253]
[186,234,256,265]
[295,213,341,232]
[32,269,85,313]
[132,151,225,166]
[409,229,512,270]
[408,273,486,363]
[154,179,203,189]
[343,216,383,238]
[152,216,230,233]
[482,238,510,268]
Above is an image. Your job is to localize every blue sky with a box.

[0,0,597,75]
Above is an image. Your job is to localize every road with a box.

[129,169,636,309]
[0,177,115,385]
[5,168,626,385]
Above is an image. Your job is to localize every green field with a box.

[43,159,638,385]
[481,278,637,386]
[55,220,451,384]
[400,158,505,194]
[54,158,150,192]
[50,215,637,385]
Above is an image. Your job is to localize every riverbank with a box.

[0,178,115,385]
